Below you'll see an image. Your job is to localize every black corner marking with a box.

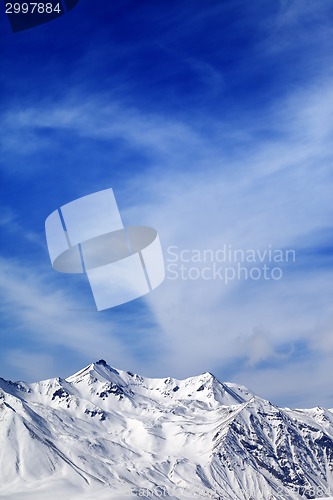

[4,0,81,33]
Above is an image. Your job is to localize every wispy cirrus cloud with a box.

[0,256,153,382]
[1,0,333,407]
[1,72,332,406]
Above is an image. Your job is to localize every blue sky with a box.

[0,0,333,407]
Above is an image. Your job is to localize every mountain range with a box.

[0,360,333,499]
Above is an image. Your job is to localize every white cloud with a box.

[1,100,202,169]
[1,51,333,406]
[232,352,333,409]
[0,205,42,246]
[115,79,333,406]
[0,256,140,381]
[6,351,56,382]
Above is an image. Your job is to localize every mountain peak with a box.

[2,362,333,499]
[96,358,107,366]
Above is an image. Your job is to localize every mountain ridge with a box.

[0,360,332,499]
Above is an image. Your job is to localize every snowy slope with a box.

[0,360,333,499]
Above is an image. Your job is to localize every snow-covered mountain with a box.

[0,360,333,499]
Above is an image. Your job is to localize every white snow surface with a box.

[1,360,333,499]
